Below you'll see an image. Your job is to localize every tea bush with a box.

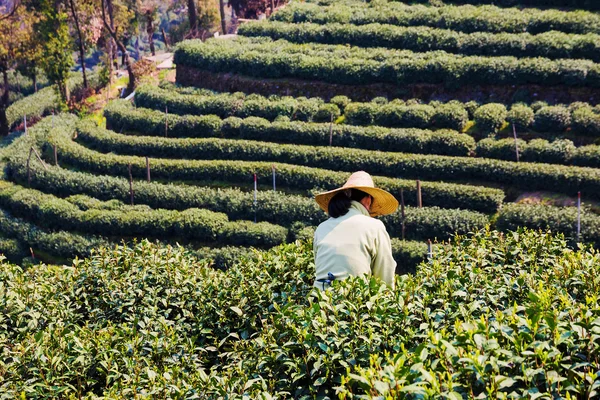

[474,103,507,134]
[4,228,600,397]
[71,121,600,198]
[135,84,341,122]
[174,37,600,88]
[239,21,600,61]
[105,100,475,156]
[533,106,572,132]
[0,181,289,248]
[28,115,502,212]
[271,2,600,34]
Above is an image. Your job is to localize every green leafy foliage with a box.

[3,229,600,397]
[173,37,600,88]
[239,21,600,61]
[73,120,600,199]
[105,100,475,156]
[272,2,600,34]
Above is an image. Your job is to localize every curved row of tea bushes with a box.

[240,21,600,61]
[174,37,600,88]
[135,84,341,122]
[75,122,600,198]
[496,203,600,247]
[6,86,57,130]
[134,86,600,137]
[13,116,503,213]
[345,100,600,136]
[0,237,28,263]
[384,0,599,11]
[0,181,288,248]
[272,3,600,34]
[476,138,600,168]
[0,207,109,260]
[104,101,474,156]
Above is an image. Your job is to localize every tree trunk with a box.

[146,11,155,56]
[0,70,9,136]
[102,0,135,94]
[188,0,198,37]
[68,0,88,89]
[161,28,169,50]
[219,0,226,34]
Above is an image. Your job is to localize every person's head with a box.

[315,171,399,218]
[328,189,373,218]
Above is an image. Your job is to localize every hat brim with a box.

[315,185,399,217]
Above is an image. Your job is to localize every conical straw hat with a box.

[315,171,399,217]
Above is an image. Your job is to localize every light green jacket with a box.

[313,201,396,290]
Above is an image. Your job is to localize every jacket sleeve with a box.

[371,224,396,290]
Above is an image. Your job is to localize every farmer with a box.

[313,171,399,290]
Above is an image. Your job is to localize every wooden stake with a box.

[512,123,520,162]
[26,148,33,186]
[53,144,58,166]
[146,157,151,182]
[329,113,333,146]
[416,180,422,208]
[272,164,276,191]
[128,163,134,205]
[400,188,405,241]
[31,147,48,170]
[165,106,168,137]
[427,239,433,261]
[577,191,581,243]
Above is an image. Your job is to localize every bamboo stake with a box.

[31,147,48,170]
[146,157,151,182]
[26,148,33,186]
[512,123,520,162]
[329,113,333,146]
[416,180,422,208]
[577,191,581,243]
[53,144,58,166]
[165,106,168,137]
[400,188,406,241]
[128,163,134,205]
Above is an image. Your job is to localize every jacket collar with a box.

[349,200,370,217]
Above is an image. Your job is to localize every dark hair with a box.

[328,189,370,218]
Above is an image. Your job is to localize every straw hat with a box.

[315,171,399,217]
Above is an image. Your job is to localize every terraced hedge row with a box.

[6,86,57,130]
[134,86,600,137]
[386,0,600,11]
[345,100,600,136]
[0,181,288,248]
[174,37,600,88]
[240,21,600,61]
[272,3,600,35]
[496,203,600,247]
[476,138,600,168]
[76,121,600,198]
[105,101,475,156]
[135,84,341,122]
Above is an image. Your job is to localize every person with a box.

[313,171,399,290]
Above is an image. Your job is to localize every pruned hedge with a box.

[24,115,503,212]
[496,203,600,247]
[476,138,600,167]
[174,37,600,88]
[6,86,57,131]
[384,0,600,11]
[271,2,600,35]
[104,100,475,156]
[74,121,600,198]
[0,181,288,248]
[339,99,600,137]
[239,21,600,61]
[135,84,341,122]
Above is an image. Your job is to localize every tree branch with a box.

[0,0,20,21]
